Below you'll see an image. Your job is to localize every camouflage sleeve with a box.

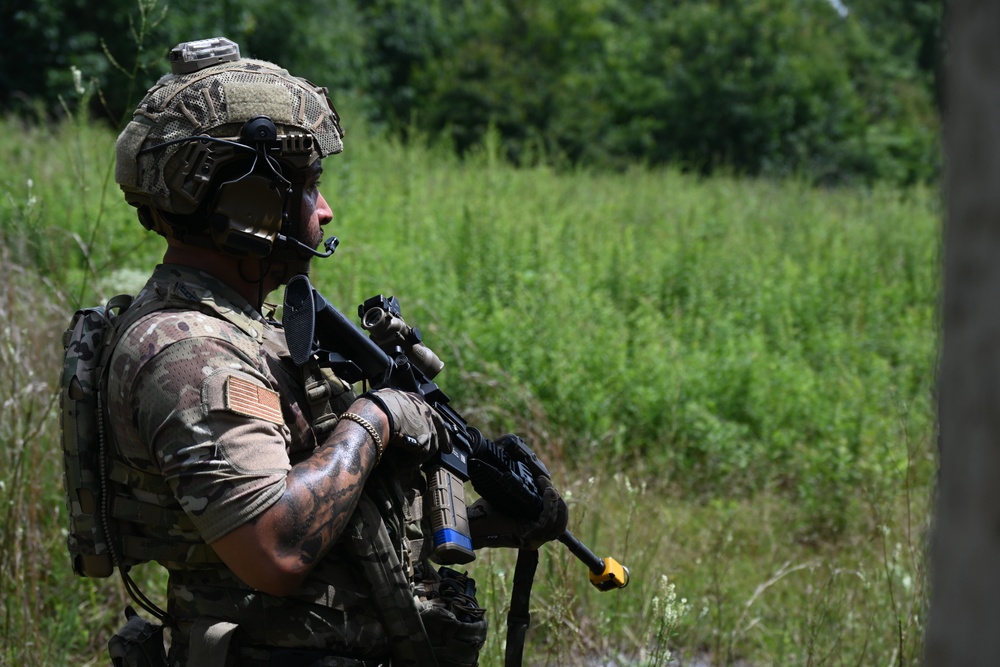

[127,333,292,544]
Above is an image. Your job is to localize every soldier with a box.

[104,37,566,666]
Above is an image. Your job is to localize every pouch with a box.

[108,606,168,667]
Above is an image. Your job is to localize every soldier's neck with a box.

[162,243,280,311]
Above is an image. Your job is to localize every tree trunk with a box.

[927,1,1000,664]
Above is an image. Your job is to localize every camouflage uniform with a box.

[97,38,488,667]
[106,263,427,665]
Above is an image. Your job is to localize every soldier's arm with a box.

[210,397,389,597]
[124,330,438,597]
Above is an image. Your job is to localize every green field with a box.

[0,111,938,666]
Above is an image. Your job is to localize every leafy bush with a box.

[357,0,940,184]
[3,0,941,184]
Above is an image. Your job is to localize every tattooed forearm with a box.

[269,399,387,569]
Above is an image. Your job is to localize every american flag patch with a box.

[225,375,283,424]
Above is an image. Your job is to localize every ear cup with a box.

[209,173,287,258]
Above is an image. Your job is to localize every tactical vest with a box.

[63,271,484,665]
[61,278,347,579]
[62,292,215,580]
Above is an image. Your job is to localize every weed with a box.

[645,575,690,667]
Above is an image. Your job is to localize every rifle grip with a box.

[427,466,475,565]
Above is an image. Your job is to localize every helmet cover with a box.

[115,39,344,221]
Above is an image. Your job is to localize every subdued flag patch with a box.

[225,375,283,424]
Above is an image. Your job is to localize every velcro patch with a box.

[225,375,283,424]
[225,82,294,125]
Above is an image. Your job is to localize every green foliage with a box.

[851,0,944,98]
[0,114,160,307]
[2,0,941,184]
[1,108,936,664]
[288,122,938,539]
[0,247,170,665]
[1,0,167,123]
[356,0,941,184]
[2,100,939,533]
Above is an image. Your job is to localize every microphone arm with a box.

[277,234,340,258]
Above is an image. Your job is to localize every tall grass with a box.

[0,113,937,666]
[321,125,939,537]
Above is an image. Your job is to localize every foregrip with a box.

[467,438,543,518]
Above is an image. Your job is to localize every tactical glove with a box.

[468,476,568,550]
[364,389,452,463]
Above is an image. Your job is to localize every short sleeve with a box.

[129,335,292,543]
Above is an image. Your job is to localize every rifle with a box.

[282,274,629,592]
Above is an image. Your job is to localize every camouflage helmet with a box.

[114,37,345,258]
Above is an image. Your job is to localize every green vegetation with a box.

[0,1,942,663]
[4,0,941,184]
[0,105,936,664]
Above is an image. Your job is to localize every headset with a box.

[139,115,338,260]
[206,116,287,257]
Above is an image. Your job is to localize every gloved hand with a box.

[363,389,452,463]
[468,476,568,550]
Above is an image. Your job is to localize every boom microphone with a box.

[277,234,340,258]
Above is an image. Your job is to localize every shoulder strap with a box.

[345,493,439,667]
[504,549,539,667]
[302,365,340,439]
[98,294,137,364]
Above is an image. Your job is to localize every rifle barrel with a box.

[558,531,630,591]
[558,531,604,573]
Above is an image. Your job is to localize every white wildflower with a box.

[647,575,690,666]
[71,66,84,95]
